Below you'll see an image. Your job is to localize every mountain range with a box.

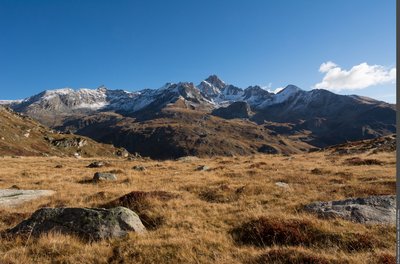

[2,75,395,159]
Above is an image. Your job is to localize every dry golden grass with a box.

[0,150,395,263]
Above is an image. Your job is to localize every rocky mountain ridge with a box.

[2,75,395,158]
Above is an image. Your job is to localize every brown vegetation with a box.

[0,149,395,263]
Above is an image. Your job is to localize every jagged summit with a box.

[204,75,226,89]
[6,76,394,118]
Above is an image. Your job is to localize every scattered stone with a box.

[196,165,210,171]
[304,195,395,224]
[93,172,117,182]
[127,152,142,161]
[132,165,146,171]
[0,189,55,207]
[7,206,146,240]
[87,161,105,168]
[177,156,199,162]
[74,153,81,159]
[275,182,290,189]
[116,149,129,158]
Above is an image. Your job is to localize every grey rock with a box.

[275,182,290,189]
[116,149,129,158]
[0,189,55,207]
[196,165,210,171]
[93,172,117,181]
[132,165,145,171]
[7,206,146,240]
[304,195,395,224]
[87,161,105,168]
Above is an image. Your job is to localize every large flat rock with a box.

[0,189,55,207]
[304,195,395,224]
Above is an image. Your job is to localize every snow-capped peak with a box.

[158,82,175,90]
[43,88,74,97]
[204,74,226,89]
[198,80,222,97]
[278,85,302,94]
[270,85,304,104]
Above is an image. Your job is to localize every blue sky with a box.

[0,0,396,103]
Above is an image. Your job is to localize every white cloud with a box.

[314,61,396,91]
[319,61,337,72]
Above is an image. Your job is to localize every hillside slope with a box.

[0,106,127,157]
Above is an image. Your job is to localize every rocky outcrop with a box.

[304,195,395,224]
[7,207,146,240]
[46,136,87,148]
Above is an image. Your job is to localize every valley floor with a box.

[0,151,396,264]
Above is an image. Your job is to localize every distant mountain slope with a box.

[322,134,396,155]
[253,88,396,146]
[0,106,127,157]
[4,75,395,158]
[55,103,312,159]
